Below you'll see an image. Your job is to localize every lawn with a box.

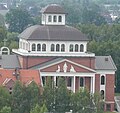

[115,93,120,96]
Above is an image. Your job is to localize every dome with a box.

[19,25,89,41]
[41,4,66,14]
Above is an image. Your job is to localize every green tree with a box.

[43,77,55,112]
[0,86,11,110]
[0,106,11,113]
[6,8,32,33]
[11,81,23,113]
[55,77,71,113]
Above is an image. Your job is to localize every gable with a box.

[40,59,96,73]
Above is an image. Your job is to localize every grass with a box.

[115,93,120,96]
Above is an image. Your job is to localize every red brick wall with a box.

[18,56,54,69]
[105,74,115,102]
[75,77,79,92]
[85,77,91,91]
[18,56,95,70]
[95,74,100,92]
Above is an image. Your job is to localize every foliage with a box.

[6,8,32,33]
[0,14,5,27]
[0,86,11,110]
[0,106,11,113]
[55,77,71,112]
[77,24,120,92]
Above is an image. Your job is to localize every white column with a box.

[93,75,95,93]
[54,76,56,86]
[90,77,93,93]
[73,76,76,93]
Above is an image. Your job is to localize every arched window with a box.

[32,44,36,51]
[101,90,104,99]
[48,15,52,22]
[61,44,65,52]
[58,16,62,22]
[26,43,28,50]
[37,44,41,51]
[75,44,78,52]
[51,44,55,51]
[53,16,57,22]
[19,42,22,48]
[67,77,72,87]
[56,44,60,51]
[42,44,46,51]
[69,44,73,52]
[80,77,84,87]
[1,47,10,55]
[101,75,105,85]
[80,44,84,52]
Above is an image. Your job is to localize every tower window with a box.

[51,44,55,51]
[61,44,65,52]
[42,44,46,51]
[69,44,73,52]
[75,44,78,52]
[101,75,105,85]
[80,77,84,87]
[58,16,62,22]
[32,44,36,51]
[56,44,60,51]
[48,15,52,22]
[80,44,84,52]
[53,16,57,22]
[37,44,41,51]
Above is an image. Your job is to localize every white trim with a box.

[40,72,95,77]
[73,76,76,93]
[96,70,115,74]
[39,59,96,73]
[93,76,95,93]
[105,101,115,104]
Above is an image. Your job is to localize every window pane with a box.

[101,76,105,85]
[101,90,104,99]
[53,16,57,22]
[48,15,52,22]
[67,77,72,87]
[69,44,73,52]
[58,16,62,22]
[51,44,55,51]
[42,44,46,51]
[80,77,84,87]
[80,44,84,52]
[32,44,36,51]
[37,44,41,51]
[75,44,78,52]
[56,44,60,51]
[61,44,65,52]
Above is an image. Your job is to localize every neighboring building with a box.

[11,4,116,112]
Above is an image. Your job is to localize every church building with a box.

[12,4,117,112]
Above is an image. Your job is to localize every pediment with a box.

[40,59,96,73]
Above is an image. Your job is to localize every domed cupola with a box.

[41,4,67,25]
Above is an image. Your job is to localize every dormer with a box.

[41,4,66,25]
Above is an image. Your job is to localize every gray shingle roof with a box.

[19,25,89,41]
[41,4,66,14]
[0,55,21,69]
[95,56,117,70]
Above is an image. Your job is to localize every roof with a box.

[19,25,89,41]
[0,4,8,10]
[0,69,41,86]
[41,4,66,14]
[0,55,20,69]
[30,56,117,71]
[95,56,117,70]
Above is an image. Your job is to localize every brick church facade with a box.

[11,4,117,112]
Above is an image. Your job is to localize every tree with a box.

[43,77,55,112]
[0,106,11,113]
[6,8,32,33]
[30,103,48,113]
[0,86,11,110]
[11,81,24,113]
[55,77,71,113]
